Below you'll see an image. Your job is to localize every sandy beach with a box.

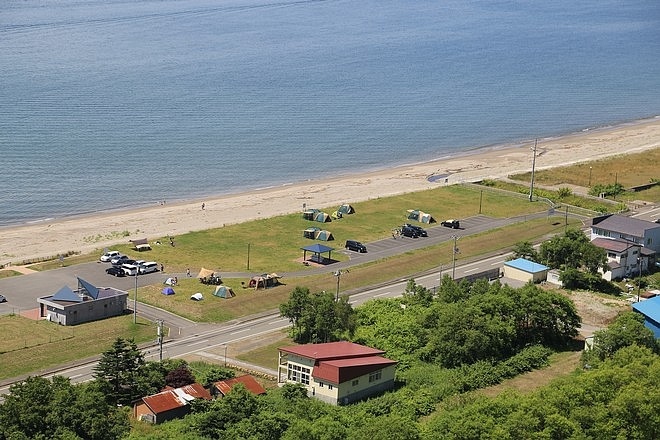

[2,118,659,266]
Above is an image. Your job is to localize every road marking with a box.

[188,339,209,346]
[230,328,251,335]
[374,292,391,297]
[464,267,479,273]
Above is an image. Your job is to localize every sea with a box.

[1,0,659,227]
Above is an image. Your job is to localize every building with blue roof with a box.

[37,277,128,325]
[632,296,660,338]
[503,258,549,283]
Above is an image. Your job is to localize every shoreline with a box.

[2,117,660,266]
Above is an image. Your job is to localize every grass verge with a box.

[0,314,155,381]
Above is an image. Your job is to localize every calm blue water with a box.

[1,0,659,226]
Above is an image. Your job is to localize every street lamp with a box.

[451,236,460,280]
[588,166,593,187]
[334,269,349,301]
[223,344,227,367]
[133,271,138,324]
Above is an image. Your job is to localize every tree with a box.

[511,241,539,262]
[281,287,356,343]
[584,311,659,363]
[539,229,607,276]
[280,287,313,342]
[165,363,196,388]
[403,279,434,307]
[93,337,145,405]
[0,376,129,440]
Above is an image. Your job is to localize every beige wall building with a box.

[278,341,397,405]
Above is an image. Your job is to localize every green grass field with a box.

[81,185,546,275]
[0,314,155,380]
[509,147,660,203]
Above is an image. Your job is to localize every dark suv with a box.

[441,219,460,229]
[345,240,367,253]
[400,225,419,238]
[403,223,427,237]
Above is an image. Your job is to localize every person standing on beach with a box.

[201,202,205,210]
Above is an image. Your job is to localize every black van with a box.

[345,240,367,253]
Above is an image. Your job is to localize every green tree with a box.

[540,228,607,275]
[0,376,129,440]
[280,286,313,342]
[584,311,659,364]
[511,240,539,262]
[403,279,434,307]
[93,337,146,405]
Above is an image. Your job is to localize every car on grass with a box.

[345,240,367,253]
[100,251,120,262]
[403,223,427,237]
[441,219,460,229]
[106,266,126,277]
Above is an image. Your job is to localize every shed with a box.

[503,258,549,283]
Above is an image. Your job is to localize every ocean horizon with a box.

[1,0,659,227]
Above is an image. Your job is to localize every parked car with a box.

[403,223,427,237]
[139,261,159,274]
[100,250,120,262]
[345,240,367,253]
[441,219,460,229]
[400,225,419,238]
[0,294,6,303]
[122,264,139,276]
[110,255,130,265]
[106,266,126,277]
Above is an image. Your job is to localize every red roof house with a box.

[213,374,267,397]
[278,341,397,405]
[133,383,211,424]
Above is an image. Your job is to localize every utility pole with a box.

[479,190,483,214]
[157,319,164,361]
[334,269,348,301]
[529,138,538,202]
[451,236,460,280]
[133,271,138,324]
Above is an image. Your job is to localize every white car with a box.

[139,262,159,274]
[122,264,139,276]
[100,251,120,262]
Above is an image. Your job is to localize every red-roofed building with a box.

[133,383,211,424]
[278,341,397,405]
[213,374,267,397]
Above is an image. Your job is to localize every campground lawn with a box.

[137,216,581,322]
[89,185,547,275]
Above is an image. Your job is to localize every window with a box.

[352,379,359,386]
[319,382,324,388]
[369,370,382,383]
[287,364,310,385]
[328,384,333,390]
[607,252,616,258]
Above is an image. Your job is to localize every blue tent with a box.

[161,287,175,295]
